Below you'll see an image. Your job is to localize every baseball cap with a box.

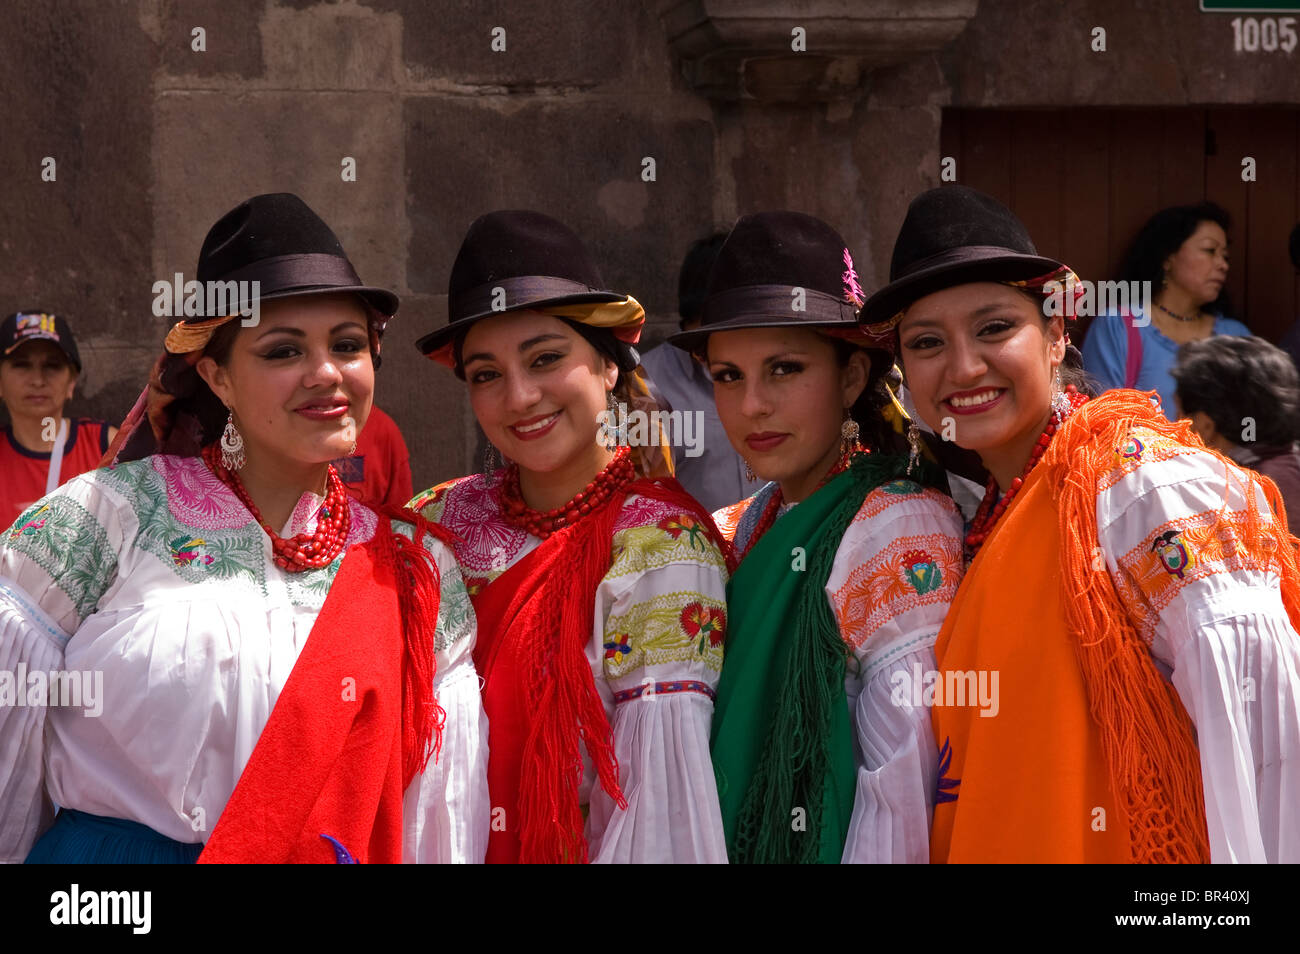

[1,311,82,371]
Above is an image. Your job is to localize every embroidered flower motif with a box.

[680,602,726,653]
[1117,436,1145,463]
[658,514,707,549]
[603,634,632,661]
[1151,529,1195,580]
[9,504,49,538]
[900,548,943,595]
[936,737,961,804]
[881,479,919,496]
[842,247,865,307]
[170,535,215,567]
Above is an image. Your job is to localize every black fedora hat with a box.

[415,210,627,356]
[196,192,397,321]
[859,185,1064,331]
[668,211,875,354]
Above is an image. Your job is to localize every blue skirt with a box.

[25,809,203,864]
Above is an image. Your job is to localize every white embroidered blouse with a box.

[714,477,966,863]
[412,474,730,863]
[0,455,487,863]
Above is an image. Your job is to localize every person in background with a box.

[640,232,763,512]
[1171,335,1300,531]
[331,403,413,507]
[0,311,117,528]
[1082,202,1250,418]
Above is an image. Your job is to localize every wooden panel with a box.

[1157,110,1207,210]
[1108,110,1166,282]
[1062,110,1112,345]
[1061,111,1111,283]
[957,110,1012,206]
[1240,108,1297,342]
[1205,107,1254,328]
[1010,111,1065,263]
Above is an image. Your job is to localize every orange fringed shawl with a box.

[931,390,1300,863]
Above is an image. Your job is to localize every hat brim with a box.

[415,290,626,356]
[666,314,864,355]
[859,250,1066,330]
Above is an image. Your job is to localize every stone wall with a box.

[1,0,1295,489]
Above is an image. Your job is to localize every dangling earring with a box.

[840,413,860,457]
[1051,366,1071,418]
[906,421,923,477]
[220,410,246,471]
[743,458,756,482]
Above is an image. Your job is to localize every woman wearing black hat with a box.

[411,210,730,864]
[0,194,486,864]
[669,211,965,864]
[863,184,1300,863]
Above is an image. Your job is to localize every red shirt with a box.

[1,418,113,529]
[331,406,413,509]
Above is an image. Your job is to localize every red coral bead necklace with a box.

[498,446,635,540]
[202,442,351,572]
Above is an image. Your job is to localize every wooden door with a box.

[940,107,1300,344]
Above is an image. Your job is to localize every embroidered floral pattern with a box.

[850,480,939,525]
[1097,428,1199,492]
[607,522,727,582]
[423,476,528,574]
[679,601,726,654]
[899,549,943,594]
[170,535,215,567]
[0,494,115,624]
[603,634,632,661]
[834,532,963,651]
[154,455,251,530]
[1114,507,1279,641]
[658,513,710,550]
[8,503,50,538]
[603,590,726,680]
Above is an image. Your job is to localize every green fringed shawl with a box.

[710,452,932,863]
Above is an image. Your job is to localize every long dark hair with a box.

[1117,202,1236,320]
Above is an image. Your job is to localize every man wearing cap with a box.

[0,311,117,528]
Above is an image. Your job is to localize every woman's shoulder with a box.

[409,472,492,522]
[853,478,962,527]
[607,489,728,582]
[1213,315,1252,337]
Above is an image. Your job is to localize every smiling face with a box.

[897,282,1064,487]
[196,293,373,471]
[0,340,77,423]
[1164,220,1230,307]
[706,326,867,502]
[461,310,618,478]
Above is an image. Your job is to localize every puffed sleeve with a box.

[399,525,489,863]
[0,475,125,861]
[827,483,964,864]
[1081,311,1128,393]
[584,500,729,863]
[1097,435,1300,863]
